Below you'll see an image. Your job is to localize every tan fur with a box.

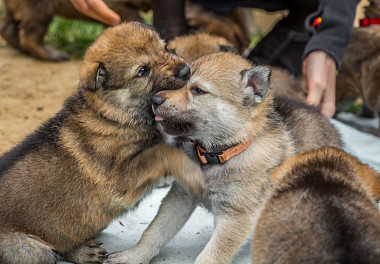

[270,66,306,101]
[105,52,341,264]
[0,22,207,264]
[336,0,380,136]
[0,0,151,61]
[168,33,307,102]
[253,147,380,263]
[185,1,251,53]
[167,32,236,64]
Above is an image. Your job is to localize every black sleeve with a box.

[303,0,360,66]
[152,0,188,41]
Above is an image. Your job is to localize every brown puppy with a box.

[167,32,237,64]
[168,33,306,101]
[0,22,207,264]
[185,1,252,53]
[0,0,150,61]
[336,0,380,136]
[252,147,380,264]
[105,52,341,264]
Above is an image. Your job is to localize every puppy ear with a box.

[241,66,271,105]
[79,62,106,92]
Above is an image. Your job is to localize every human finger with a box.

[71,0,120,25]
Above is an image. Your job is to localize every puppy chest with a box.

[202,165,271,211]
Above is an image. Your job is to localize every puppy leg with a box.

[106,184,197,264]
[16,3,69,61]
[60,239,107,264]
[195,213,254,264]
[0,230,59,264]
[19,20,70,61]
[125,144,207,199]
[0,9,20,49]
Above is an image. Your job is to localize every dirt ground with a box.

[0,39,82,153]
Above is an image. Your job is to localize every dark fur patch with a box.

[158,119,195,136]
[274,96,320,117]
[0,93,87,178]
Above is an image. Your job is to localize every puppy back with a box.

[273,96,342,152]
[252,148,380,264]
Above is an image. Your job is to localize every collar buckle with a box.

[202,152,223,164]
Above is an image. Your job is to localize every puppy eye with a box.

[136,66,150,78]
[190,86,207,95]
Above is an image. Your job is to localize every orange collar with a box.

[194,136,255,164]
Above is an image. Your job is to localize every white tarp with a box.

[60,116,380,264]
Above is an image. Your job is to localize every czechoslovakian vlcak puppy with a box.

[252,147,380,264]
[0,22,207,264]
[106,52,341,264]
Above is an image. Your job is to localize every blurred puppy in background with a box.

[252,147,380,264]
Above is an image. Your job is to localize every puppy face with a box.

[79,22,190,125]
[167,33,237,64]
[153,52,271,146]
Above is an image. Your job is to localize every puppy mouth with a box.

[154,114,165,122]
[152,110,194,136]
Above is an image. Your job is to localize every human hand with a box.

[70,0,120,25]
[302,50,337,118]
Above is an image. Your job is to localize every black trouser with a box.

[195,0,319,76]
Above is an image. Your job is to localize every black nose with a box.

[152,95,165,109]
[175,64,191,81]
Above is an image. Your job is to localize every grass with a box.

[46,11,154,58]
[46,17,105,59]
[345,98,363,114]
[46,11,153,59]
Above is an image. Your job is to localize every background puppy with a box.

[105,52,341,264]
[252,147,380,264]
[185,1,252,54]
[336,0,380,136]
[168,32,306,101]
[0,0,151,61]
[0,22,207,264]
[167,32,237,64]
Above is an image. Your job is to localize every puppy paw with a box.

[61,239,107,264]
[181,162,208,199]
[45,46,70,61]
[104,250,150,264]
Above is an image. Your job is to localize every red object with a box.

[360,18,380,27]
[311,17,322,30]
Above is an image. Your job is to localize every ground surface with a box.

[0,41,81,153]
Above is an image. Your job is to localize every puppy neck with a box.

[193,136,255,164]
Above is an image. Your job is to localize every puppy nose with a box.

[152,95,165,108]
[175,64,191,81]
